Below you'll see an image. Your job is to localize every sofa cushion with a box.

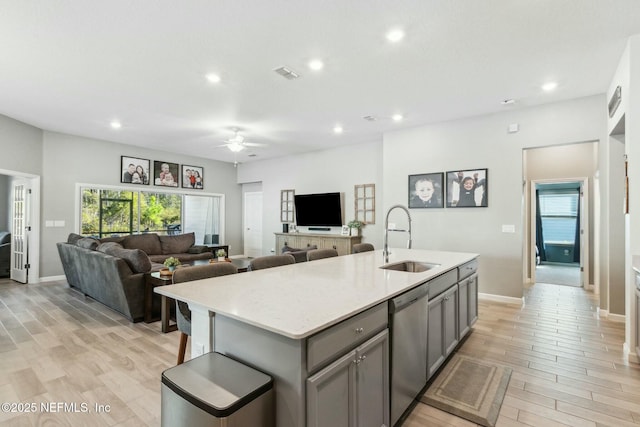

[98,242,151,274]
[77,237,99,250]
[100,235,125,244]
[122,233,162,255]
[159,232,195,255]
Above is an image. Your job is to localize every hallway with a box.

[535,264,581,287]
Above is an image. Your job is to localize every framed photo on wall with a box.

[446,168,488,207]
[153,161,179,187]
[182,165,204,189]
[408,173,444,208]
[120,156,150,185]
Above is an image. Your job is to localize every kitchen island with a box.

[156,248,478,426]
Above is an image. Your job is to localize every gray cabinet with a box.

[457,259,478,341]
[427,285,458,379]
[458,273,478,339]
[307,329,389,427]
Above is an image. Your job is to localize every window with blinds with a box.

[539,191,579,243]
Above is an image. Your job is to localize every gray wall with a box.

[0,114,43,176]
[39,131,243,277]
[609,136,626,315]
[237,141,384,255]
[382,95,607,299]
[0,175,8,230]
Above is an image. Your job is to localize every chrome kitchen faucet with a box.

[383,204,412,263]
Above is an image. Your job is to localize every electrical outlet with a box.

[501,224,516,233]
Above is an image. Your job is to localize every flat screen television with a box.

[294,192,343,227]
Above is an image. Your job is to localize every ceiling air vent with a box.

[274,66,300,80]
[363,115,377,121]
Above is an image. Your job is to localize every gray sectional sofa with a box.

[57,232,212,322]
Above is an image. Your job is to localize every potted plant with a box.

[216,249,227,261]
[163,256,180,272]
[347,220,363,236]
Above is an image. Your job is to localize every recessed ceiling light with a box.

[333,125,343,134]
[542,81,558,92]
[110,121,122,129]
[206,73,221,83]
[500,99,516,105]
[386,29,405,43]
[392,114,404,122]
[308,59,324,71]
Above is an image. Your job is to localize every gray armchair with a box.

[0,232,10,278]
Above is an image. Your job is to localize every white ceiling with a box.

[1,1,640,165]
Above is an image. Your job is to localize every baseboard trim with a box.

[38,275,66,283]
[607,313,626,323]
[622,343,640,364]
[479,293,523,306]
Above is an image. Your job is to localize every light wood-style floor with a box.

[0,278,637,426]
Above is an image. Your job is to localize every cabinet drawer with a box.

[458,258,478,280]
[427,269,458,299]
[307,302,388,373]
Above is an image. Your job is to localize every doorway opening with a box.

[0,169,40,284]
[534,181,583,287]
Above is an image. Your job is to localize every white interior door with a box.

[11,180,29,283]
[244,192,263,258]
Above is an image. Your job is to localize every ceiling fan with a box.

[218,131,267,152]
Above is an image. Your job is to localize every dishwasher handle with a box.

[389,284,428,313]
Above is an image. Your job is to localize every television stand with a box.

[274,232,362,255]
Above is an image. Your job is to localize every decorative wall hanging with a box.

[408,173,444,208]
[120,156,150,185]
[354,183,376,223]
[182,165,204,189]
[153,161,179,187]
[446,169,488,208]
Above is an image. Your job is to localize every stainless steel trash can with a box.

[161,352,274,427]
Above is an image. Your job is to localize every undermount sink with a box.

[380,260,441,273]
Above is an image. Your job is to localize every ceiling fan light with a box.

[230,134,244,143]
[228,142,245,152]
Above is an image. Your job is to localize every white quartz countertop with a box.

[155,249,478,340]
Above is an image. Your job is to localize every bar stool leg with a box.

[177,333,188,365]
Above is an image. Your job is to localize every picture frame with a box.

[182,165,204,190]
[446,168,488,208]
[408,173,444,208]
[153,161,179,187]
[341,225,350,235]
[120,156,150,185]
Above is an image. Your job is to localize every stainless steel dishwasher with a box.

[389,282,429,426]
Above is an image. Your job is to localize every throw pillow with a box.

[122,233,162,255]
[159,232,195,254]
[67,233,84,245]
[99,243,151,274]
[76,237,99,251]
